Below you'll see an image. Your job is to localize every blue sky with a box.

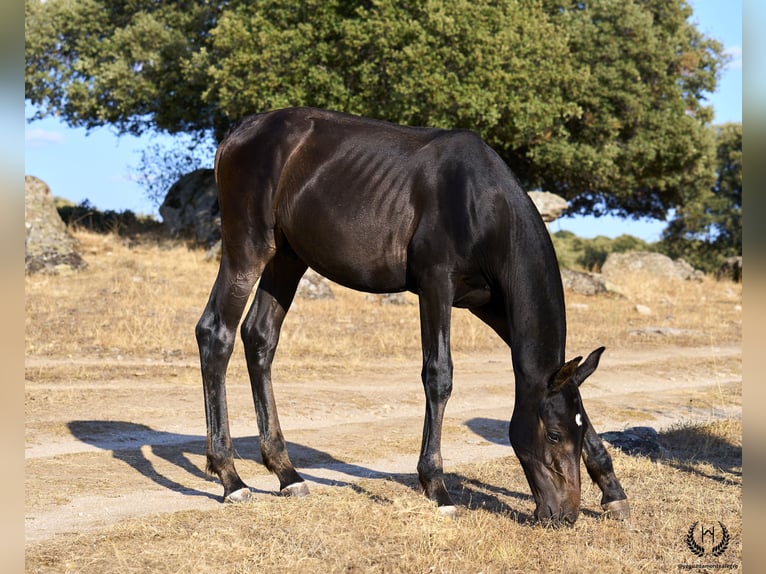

[24,0,743,241]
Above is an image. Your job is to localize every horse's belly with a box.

[281,202,413,293]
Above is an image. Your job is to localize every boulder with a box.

[296,269,334,300]
[159,169,220,246]
[600,426,668,458]
[560,269,609,296]
[601,251,703,282]
[527,191,569,223]
[25,176,87,274]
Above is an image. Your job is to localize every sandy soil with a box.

[24,344,741,545]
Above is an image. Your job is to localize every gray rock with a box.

[601,251,704,282]
[560,268,609,295]
[527,191,569,223]
[635,304,652,316]
[25,176,87,274]
[296,269,334,300]
[600,426,668,457]
[159,169,220,246]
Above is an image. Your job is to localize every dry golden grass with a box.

[24,231,742,572]
[25,419,741,573]
[25,230,742,368]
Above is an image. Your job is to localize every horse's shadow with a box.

[66,419,535,521]
[71,415,736,523]
[68,420,223,501]
[464,416,508,446]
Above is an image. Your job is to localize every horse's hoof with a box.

[224,487,252,503]
[602,499,630,520]
[280,481,310,498]
[438,505,459,518]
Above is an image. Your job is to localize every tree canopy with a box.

[660,122,742,272]
[26,0,726,219]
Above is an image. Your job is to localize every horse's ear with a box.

[571,346,606,387]
[549,356,582,391]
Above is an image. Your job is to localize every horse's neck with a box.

[502,237,567,395]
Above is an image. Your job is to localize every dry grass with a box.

[25,419,741,573]
[25,230,742,368]
[24,231,743,572]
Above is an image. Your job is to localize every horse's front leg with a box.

[581,409,631,519]
[416,273,456,512]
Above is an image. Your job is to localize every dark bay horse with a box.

[196,107,630,525]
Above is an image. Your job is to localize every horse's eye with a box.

[546,431,561,444]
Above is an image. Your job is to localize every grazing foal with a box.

[196,107,629,525]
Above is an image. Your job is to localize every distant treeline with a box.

[56,199,162,236]
[551,230,657,273]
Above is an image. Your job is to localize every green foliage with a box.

[548,230,581,270]
[659,123,742,273]
[26,0,725,219]
[537,0,722,219]
[25,0,225,137]
[551,230,655,272]
[195,0,579,143]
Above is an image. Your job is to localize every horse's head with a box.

[509,347,605,527]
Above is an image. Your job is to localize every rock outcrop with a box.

[159,169,220,246]
[600,426,668,458]
[560,269,610,296]
[527,191,569,223]
[296,269,335,300]
[25,176,87,275]
[601,251,703,282]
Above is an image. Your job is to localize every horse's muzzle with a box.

[534,493,580,528]
[534,506,579,528]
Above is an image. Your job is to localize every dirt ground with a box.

[24,342,741,545]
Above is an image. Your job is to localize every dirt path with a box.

[24,344,741,544]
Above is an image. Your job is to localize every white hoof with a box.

[224,487,252,503]
[280,482,310,498]
[438,505,459,518]
[601,499,630,521]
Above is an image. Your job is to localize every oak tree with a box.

[26,0,726,218]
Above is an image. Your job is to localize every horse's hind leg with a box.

[240,245,309,496]
[196,244,272,502]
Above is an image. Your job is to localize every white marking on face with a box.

[575,413,582,427]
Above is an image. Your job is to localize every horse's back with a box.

[215,108,532,293]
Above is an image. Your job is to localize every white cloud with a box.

[724,45,742,70]
[25,128,65,147]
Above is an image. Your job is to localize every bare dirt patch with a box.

[25,344,741,545]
